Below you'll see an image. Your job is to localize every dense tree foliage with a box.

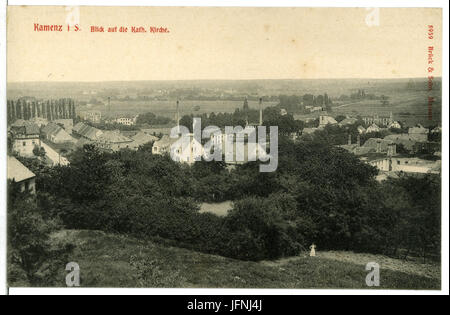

[136,112,172,125]
[17,136,441,262]
[8,182,74,286]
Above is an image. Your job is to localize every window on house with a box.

[23,142,26,146]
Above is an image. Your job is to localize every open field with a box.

[23,230,439,289]
[76,100,278,120]
[8,78,442,126]
[332,90,442,126]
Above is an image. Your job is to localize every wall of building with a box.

[12,137,40,157]
[18,178,36,194]
[117,118,134,126]
[369,157,438,174]
[50,130,74,144]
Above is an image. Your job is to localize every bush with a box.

[223,197,303,260]
[8,183,75,286]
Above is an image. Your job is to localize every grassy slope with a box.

[52,230,440,290]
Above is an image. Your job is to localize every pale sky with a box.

[7,6,442,82]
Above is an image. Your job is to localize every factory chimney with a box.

[259,97,263,126]
[176,99,180,131]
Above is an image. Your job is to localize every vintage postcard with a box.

[3,3,447,296]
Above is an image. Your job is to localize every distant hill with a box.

[7,77,442,99]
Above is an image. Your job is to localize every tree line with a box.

[7,98,77,123]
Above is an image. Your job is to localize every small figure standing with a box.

[309,244,316,257]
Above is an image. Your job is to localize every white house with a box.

[7,156,36,194]
[153,134,203,165]
[9,122,41,157]
[388,121,402,129]
[357,125,367,134]
[366,123,380,133]
[116,117,136,126]
[41,123,75,144]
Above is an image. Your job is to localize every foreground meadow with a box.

[17,230,438,290]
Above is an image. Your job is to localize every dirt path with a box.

[262,251,440,280]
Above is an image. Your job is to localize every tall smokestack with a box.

[357,134,361,147]
[176,99,180,131]
[259,97,263,126]
[348,134,352,145]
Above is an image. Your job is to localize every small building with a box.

[152,134,179,155]
[10,119,29,128]
[431,126,442,134]
[366,123,380,133]
[408,124,429,142]
[384,134,418,152]
[95,130,134,152]
[7,156,36,194]
[53,119,74,134]
[177,134,203,165]
[130,131,159,148]
[369,157,440,175]
[41,123,75,144]
[207,130,270,165]
[79,110,102,123]
[357,125,366,134]
[319,115,338,128]
[115,116,137,126]
[362,138,394,153]
[388,121,402,129]
[73,122,103,140]
[362,113,393,127]
[152,133,203,165]
[9,122,41,157]
[338,134,374,156]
